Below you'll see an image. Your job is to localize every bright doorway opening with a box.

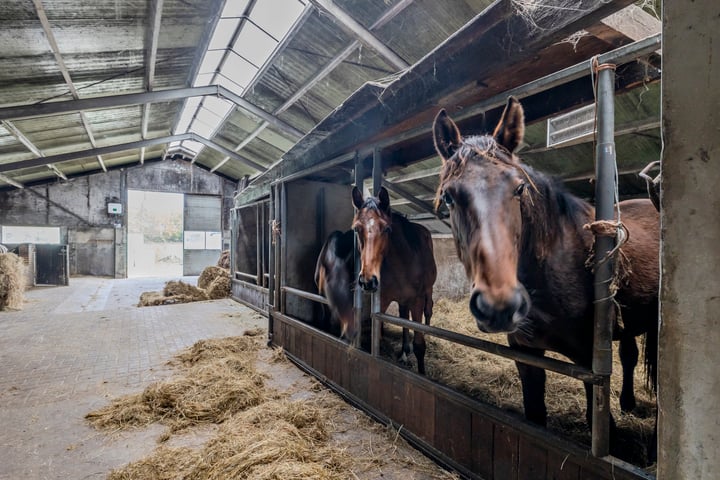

[127,190,183,278]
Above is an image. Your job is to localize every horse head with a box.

[351,186,392,293]
[433,96,531,333]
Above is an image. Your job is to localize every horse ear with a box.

[352,186,364,210]
[433,109,462,162]
[493,96,525,153]
[378,187,390,212]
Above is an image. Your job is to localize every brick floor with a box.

[0,276,266,480]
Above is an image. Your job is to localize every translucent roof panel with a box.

[198,49,224,76]
[208,18,240,50]
[233,22,277,67]
[250,0,306,39]
[220,52,258,89]
[221,0,252,18]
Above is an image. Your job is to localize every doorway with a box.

[127,190,184,278]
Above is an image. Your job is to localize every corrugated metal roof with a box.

[0,0,662,231]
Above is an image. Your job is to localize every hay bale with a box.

[198,265,228,290]
[206,275,231,299]
[163,280,208,301]
[0,252,26,311]
[217,249,230,269]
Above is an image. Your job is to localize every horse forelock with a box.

[435,135,515,211]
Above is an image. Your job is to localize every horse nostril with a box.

[469,290,491,319]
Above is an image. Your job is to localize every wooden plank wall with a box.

[272,313,653,480]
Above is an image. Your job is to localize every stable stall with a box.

[231,2,662,478]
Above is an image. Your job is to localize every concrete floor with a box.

[0,276,265,480]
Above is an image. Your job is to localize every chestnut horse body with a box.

[352,186,437,374]
[432,97,659,455]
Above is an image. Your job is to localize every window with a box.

[1,226,61,244]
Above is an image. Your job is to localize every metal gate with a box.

[35,244,69,286]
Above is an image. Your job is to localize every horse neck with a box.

[519,168,593,265]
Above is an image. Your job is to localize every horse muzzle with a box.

[469,286,530,333]
[358,274,379,292]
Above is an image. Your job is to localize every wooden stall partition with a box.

[271,312,654,480]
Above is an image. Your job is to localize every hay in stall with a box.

[163,280,209,301]
[386,295,657,466]
[206,275,231,299]
[0,252,26,311]
[94,331,458,480]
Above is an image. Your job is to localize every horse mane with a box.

[519,163,593,260]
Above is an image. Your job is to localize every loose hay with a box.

[0,252,26,311]
[163,280,208,301]
[86,332,267,433]
[206,274,231,299]
[94,330,457,480]
[198,265,228,290]
[217,249,230,269]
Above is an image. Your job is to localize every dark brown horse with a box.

[352,186,437,374]
[314,230,356,340]
[432,97,659,452]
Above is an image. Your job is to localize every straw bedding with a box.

[89,329,457,480]
[0,252,26,311]
[381,295,657,466]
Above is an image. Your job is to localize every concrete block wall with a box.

[0,159,236,278]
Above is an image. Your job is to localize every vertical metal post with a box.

[280,182,287,315]
[353,152,364,349]
[371,289,381,357]
[370,146,383,356]
[256,205,262,285]
[372,147,382,194]
[591,62,617,458]
[267,187,277,343]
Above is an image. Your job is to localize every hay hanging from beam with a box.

[0,252,26,311]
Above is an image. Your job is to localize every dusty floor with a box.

[0,276,455,480]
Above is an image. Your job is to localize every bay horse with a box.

[352,186,437,374]
[432,97,659,456]
[314,230,356,340]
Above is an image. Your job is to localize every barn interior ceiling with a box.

[0,0,661,231]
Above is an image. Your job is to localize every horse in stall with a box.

[352,186,437,374]
[314,230,357,340]
[432,97,659,459]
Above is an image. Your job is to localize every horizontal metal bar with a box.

[281,286,329,305]
[374,312,604,385]
[235,271,258,281]
[0,85,304,140]
[270,150,358,185]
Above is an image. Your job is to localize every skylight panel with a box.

[221,52,258,88]
[233,22,277,67]
[193,73,214,87]
[198,50,224,76]
[182,140,205,154]
[203,96,234,119]
[250,0,305,39]
[209,18,240,50]
[221,0,251,18]
[216,74,245,97]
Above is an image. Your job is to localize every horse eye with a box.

[383,226,392,234]
[443,190,454,207]
[514,183,526,197]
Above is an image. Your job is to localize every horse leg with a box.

[398,304,412,366]
[410,302,426,375]
[509,340,547,426]
[619,334,639,412]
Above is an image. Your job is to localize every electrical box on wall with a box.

[107,203,123,215]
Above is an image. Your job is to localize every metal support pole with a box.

[371,290,381,357]
[267,187,277,343]
[372,147,382,195]
[353,152,364,349]
[280,182,287,315]
[256,205,262,285]
[591,61,617,458]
